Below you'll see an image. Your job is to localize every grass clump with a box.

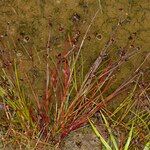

[0,11,149,149]
[88,76,150,149]
[88,113,134,150]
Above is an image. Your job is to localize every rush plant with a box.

[88,71,150,150]
[0,11,146,148]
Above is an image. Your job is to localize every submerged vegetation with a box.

[0,0,150,149]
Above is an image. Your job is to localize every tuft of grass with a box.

[88,75,150,149]
[88,118,112,150]
[89,113,134,150]
[101,112,119,150]
[144,142,150,150]
[123,123,134,150]
[0,39,139,147]
[0,11,149,148]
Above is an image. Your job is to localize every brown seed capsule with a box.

[110,38,115,43]
[130,44,134,48]
[72,13,81,22]
[136,47,141,51]
[59,26,64,32]
[25,36,30,41]
[75,141,82,148]
[87,36,91,41]
[119,8,123,11]
[48,21,52,27]
[132,32,137,36]
[57,53,61,57]
[128,36,133,40]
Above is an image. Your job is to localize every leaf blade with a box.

[101,112,118,150]
[124,123,134,150]
[88,118,112,150]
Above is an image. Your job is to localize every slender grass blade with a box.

[88,118,112,150]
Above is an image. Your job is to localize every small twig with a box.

[135,52,150,73]
[33,45,42,64]
[98,0,103,14]
[25,74,40,110]
[46,30,51,99]
[71,9,100,72]
[138,83,150,103]
[19,42,32,59]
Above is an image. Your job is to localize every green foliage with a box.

[89,113,134,150]
[144,142,150,150]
